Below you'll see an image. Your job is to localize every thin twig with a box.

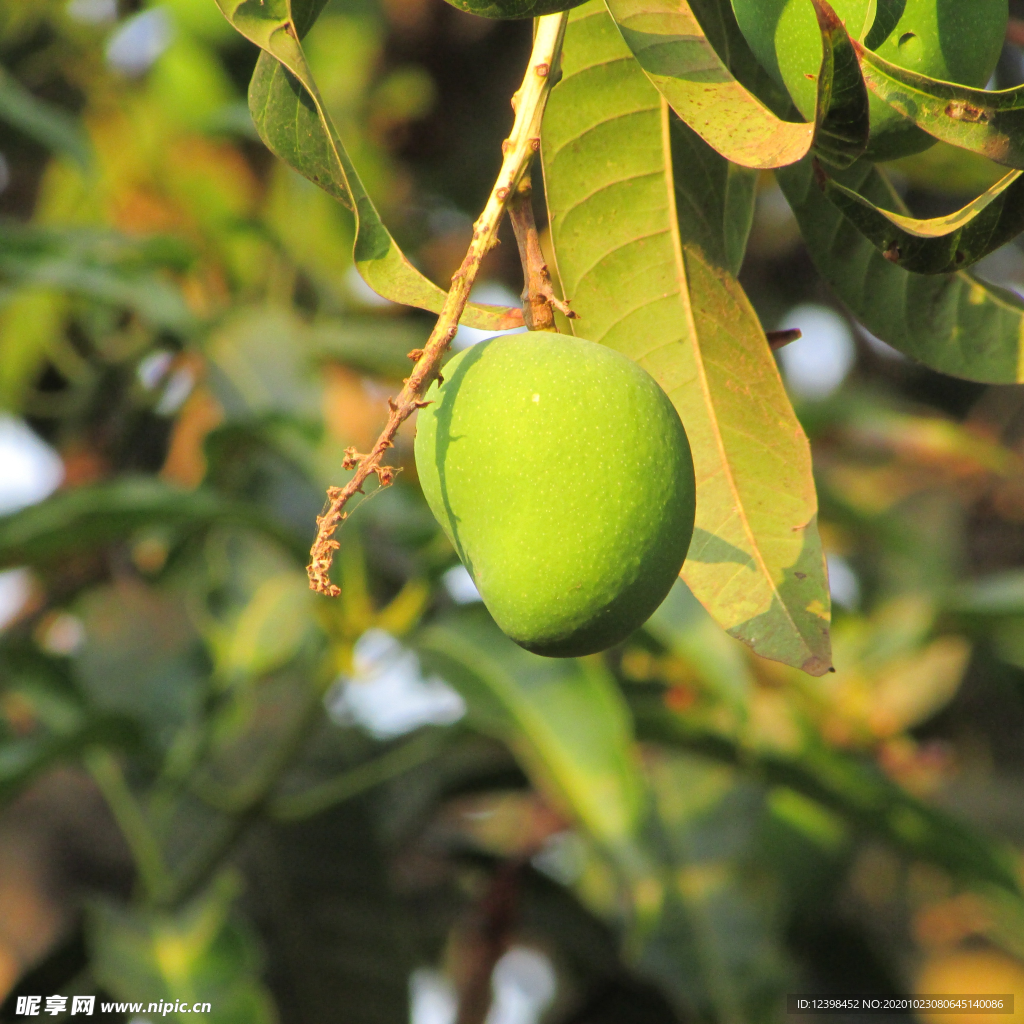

[308,13,570,596]
[268,727,451,822]
[767,327,802,350]
[161,670,331,908]
[507,172,577,331]
[453,861,523,1024]
[85,748,172,902]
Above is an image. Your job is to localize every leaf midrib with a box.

[659,96,807,649]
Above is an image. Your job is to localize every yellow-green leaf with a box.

[214,0,521,332]
[543,2,832,674]
[816,160,1024,274]
[602,0,869,169]
[852,36,1024,167]
[416,608,650,869]
[778,156,1024,383]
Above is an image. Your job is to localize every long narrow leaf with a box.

[0,478,307,569]
[816,161,1024,274]
[0,65,92,170]
[850,37,1024,167]
[415,608,651,874]
[214,0,520,332]
[778,157,1024,384]
[0,715,140,809]
[602,0,869,170]
[543,2,832,674]
[632,694,1022,896]
[0,223,195,333]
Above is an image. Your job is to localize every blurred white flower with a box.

[776,303,855,401]
[827,553,861,612]
[452,283,527,350]
[106,8,173,76]
[0,415,64,515]
[487,947,557,1024]
[326,628,465,739]
[410,969,457,1024]
[443,564,481,604]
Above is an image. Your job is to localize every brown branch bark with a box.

[307,13,569,596]
[767,328,802,350]
[452,861,523,1024]
[508,173,577,332]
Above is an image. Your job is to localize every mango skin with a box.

[442,0,588,19]
[414,332,695,658]
[731,0,1007,161]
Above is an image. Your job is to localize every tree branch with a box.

[85,748,172,902]
[767,328,802,350]
[268,728,451,822]
[508,173,577,331]
[308,13,570,596]
[453,861,523,1024]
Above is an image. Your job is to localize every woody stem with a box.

[508,172,577,331]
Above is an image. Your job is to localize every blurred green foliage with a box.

[4,1,1024,1023]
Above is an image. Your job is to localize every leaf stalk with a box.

[508,173,577,331]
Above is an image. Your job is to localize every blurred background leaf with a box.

[4,1,1024,1023]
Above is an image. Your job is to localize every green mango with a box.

[441,0,588,18]
[414,333,695,658]
[731,0,1008,161]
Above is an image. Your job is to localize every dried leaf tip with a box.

[767,328,802,350]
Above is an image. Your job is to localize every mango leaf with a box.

[777,157,1024,384]
[74,578,207,750]
[415,607,652,879]
[816,161,1024,274]
[208,570,317,684]
[88,874,276,1024]
[0,478,307,569]
[310,317,431,380]
[0,223,196,334]
[851,38,1024,168]
[0,641,141,807]
[631,694,1022,895]
[0,64,92,170]
[543,3,832,675]
[945,570,1024,616]
[644,580,755,717]
[602,0,869,170]
[0,289,66,411]
[0,715,140,809]
[213,0,520,332]
[638,753,789,1023]
[812,400,1019,478]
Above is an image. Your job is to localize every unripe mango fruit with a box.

[441,0,588,19]
[414,332,695,658]
[731,0,1007,161]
